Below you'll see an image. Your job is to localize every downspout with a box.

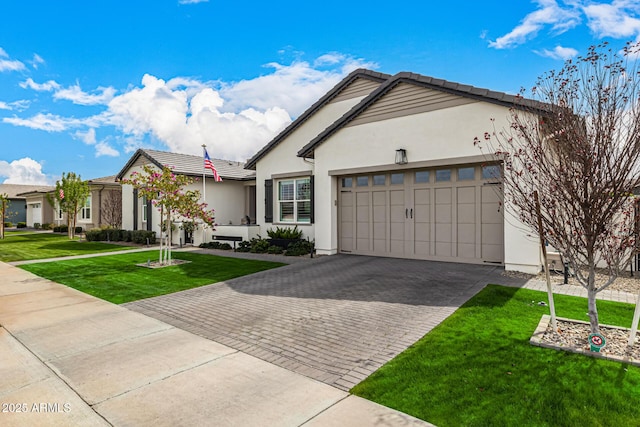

[97,185,105,227]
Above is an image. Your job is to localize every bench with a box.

[212,235,243,251]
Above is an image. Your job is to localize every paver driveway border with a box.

[126,253,529,391]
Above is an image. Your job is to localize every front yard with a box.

[19,251,285,304]
[0,232,136,262]
[351,285,640,427]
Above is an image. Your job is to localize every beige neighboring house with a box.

[16,176,122,230]
[116,149,257,246]
[0,184,49,224]
[246,68,542,274]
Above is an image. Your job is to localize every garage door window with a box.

[390,173,404,185]
[436,169,451,182]
[415,171,430,183]
[342,177,352,188]
[357,176,369,187]
[278,178,311,223]
[458,167,475,181]
[373,175,386,186]
[482,165,501,180]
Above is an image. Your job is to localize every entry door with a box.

[31,203,42,225]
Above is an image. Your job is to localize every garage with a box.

[339,163,504,264]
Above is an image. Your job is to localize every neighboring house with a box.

[0,184,47,224]
[16,176,122,230]
[116,149,257,245]
[246,68,541,273]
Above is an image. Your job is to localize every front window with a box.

[142,196,148,222]
[81,196,91,220]
[278,177,311,223]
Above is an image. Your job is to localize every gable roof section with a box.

[15,185,56,197]
[297,71,544,159]
[0,184,51,199]
[244,68,390,170]
[116,149,255,181]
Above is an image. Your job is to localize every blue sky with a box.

[1,0,639,184]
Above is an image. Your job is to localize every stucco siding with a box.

[312,101,540,270]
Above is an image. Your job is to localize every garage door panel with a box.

[457,223,475,244]
[458,243,475,258]
[482,223,503,245]
[414,241,429,255]
[457,186,475,203]
[457,204,475,223]
[436,242,452,256]
[390,222,404,240]
[481,186,502,203]
[414,222,430,242]
[481,204,502,224]
[435,205,452,223]
[373,222,386,240]
[482,243,502,261]
[435,188,452,204]
[390,190,404,205]
[436,224,452,242]
[414,204,430,222]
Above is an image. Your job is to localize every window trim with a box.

[80,195,92,221]
[276,176,311,224]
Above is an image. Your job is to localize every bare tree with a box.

[475,41,640,334]
[102,189,122,228]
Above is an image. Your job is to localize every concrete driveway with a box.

[126,254,519,391]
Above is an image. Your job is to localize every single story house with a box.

[116,149,257,245]
[17,176,122,230]
[246,68,541,273]
[0,184,46,224]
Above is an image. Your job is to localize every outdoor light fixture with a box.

[395,148,408,165]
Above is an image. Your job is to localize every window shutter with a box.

[265,179,273,223]
[132,188,138,231]
[310,175,315,224]
[146,198,153,231]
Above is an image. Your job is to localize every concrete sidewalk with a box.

[0,262,430,426]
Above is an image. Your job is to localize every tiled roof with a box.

[12,185,56,197]
[0,184,52,198]
[116,149,255,181]
[88,175,119,184]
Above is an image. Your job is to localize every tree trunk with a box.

[587,265,600,334]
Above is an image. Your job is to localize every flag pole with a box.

[202,144,207,244]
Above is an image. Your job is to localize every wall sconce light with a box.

[395,148,408,165]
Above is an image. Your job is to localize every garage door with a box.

[339,164,503,264]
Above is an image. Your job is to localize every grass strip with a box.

[351,285,640,427]
[20,251,285,304]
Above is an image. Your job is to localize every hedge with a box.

[85,229,156,245]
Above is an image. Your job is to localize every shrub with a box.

[53,225,68,233]
[267,245,284,254]
[236,241,252,252]
[131,230,156,244]
[85,229,104,242]
[75,226,83,234]
[199,241,233,250]
[285,240,315,257]
[249,237,270,253]
[17,222,26,228]
[41,223,53,230]
[4,222,12,228]
[33,223,41,229]
[266,226,303,240]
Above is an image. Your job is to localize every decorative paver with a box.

[125,254,525,390]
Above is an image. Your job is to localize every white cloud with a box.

[0,100,29,111]
[536,45,580,59]
[5,53,376,163]
[583,0,640,38]
[95,141,119,157]
[489,0,581,49]
[31,53,45,69]
[0,47,26,72]
[2,113,97,132]
[489,1,640,49]
[0,158,51,185]
[53,83,116,105]
[20,78,60,91]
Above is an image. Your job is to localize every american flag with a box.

[59,189,64,200]
[204,149,222,182]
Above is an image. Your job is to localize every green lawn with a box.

[0,232,136,262]
[351,285,640,427]
[20,251,285,304]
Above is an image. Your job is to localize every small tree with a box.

[0,193,8,239]
[475,41,640,335]
[49,172,90,239]
[122,165,215,265]
[102,189,122,228]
